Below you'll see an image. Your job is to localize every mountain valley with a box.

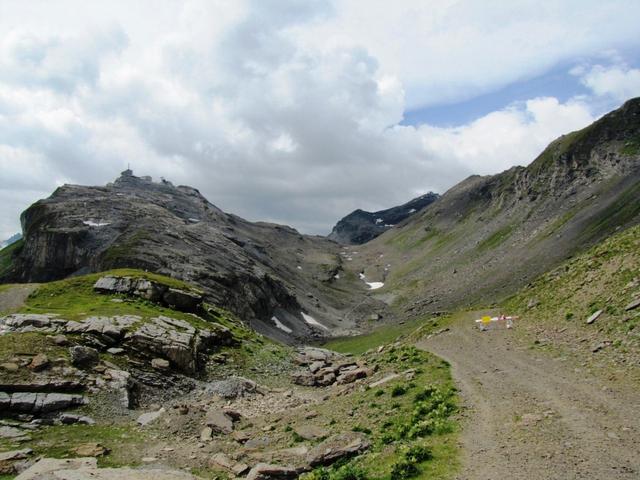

[0,99,639,479]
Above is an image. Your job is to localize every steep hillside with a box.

[0,233,21,250]
[328,193,439,244]
[503,223,640,377]
[0,171,391,343]
[352,97,640,318]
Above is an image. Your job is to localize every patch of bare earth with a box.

[417,312,640,480]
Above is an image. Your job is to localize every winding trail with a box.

[417,312,640,480]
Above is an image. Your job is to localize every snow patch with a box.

[408,208,416,213]
[375,218,383,224]
[296,266,302,270]
[272,316,292,334]
[359,272,384,290]
[83,220,110,227]
[188,218,200,223]
[334,274,340,279]
[301,312,328,330]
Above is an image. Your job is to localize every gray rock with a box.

[625,298,640,311]
[336,367,372,385]
[586,310,603,324]
[308,361,324,373]
[151,358,170,370]
[292,372,316,387]
[60,413,95,425]
[200,427,213,442]
[125,316,231,373]
[206,376,258,398]
[28,354,49,372]
[69,346,99,368]
[162,288,202,313]
[14,457,200,479]
[293,424,329,441]
[65,316,138,345]
[0,426,26,439]
[136,408,165,426]
[209,452,234,470]
[0,392,10,410]
[245,463,299,480]
[0,448,33,475]
[205,409,234,434]
[93,276,203,313]
[306,432,370,467]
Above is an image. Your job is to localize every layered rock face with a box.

[2,171,389,341]
[328,192,439,244]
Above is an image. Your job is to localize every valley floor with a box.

[418,312,640,480]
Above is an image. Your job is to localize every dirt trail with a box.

[417,312,640,480]
[0,284,38,314]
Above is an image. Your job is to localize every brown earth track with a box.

[0,284,38,315]
[417,312,640,480]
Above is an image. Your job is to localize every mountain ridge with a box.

[328,192,440,244]
[353,97,640,318]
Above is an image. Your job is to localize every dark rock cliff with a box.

[2,170,390,342]
[328,193,439,244]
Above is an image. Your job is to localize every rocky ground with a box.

[0,271,458,479]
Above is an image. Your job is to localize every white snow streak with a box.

[271,316,292,334]
[301,312,329,330]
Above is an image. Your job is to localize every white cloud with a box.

[0,0,637,240]
[296,0,640,109]
[578,63,640,103]
[415,97,596,175]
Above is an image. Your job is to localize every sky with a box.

[1,0,640,239]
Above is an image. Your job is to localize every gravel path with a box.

[417,312,640,480]
[0,284,38,314]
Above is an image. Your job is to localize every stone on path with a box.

[137,408,165,426]
[586,310,603,325]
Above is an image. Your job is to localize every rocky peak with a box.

[328,192,440,245]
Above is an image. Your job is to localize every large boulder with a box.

[306,432,370,467]
[69,346,99,368]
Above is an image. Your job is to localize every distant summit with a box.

[328,193,439,244]
[0,232,22,250]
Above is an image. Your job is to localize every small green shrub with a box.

[391,385,407,397]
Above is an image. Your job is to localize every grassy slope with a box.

[0,239,23,277]
[316,314,462,480]
[502,224,640,379]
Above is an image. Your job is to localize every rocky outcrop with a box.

[291,347,372,388]
[0,313,233,374]
[0,449,32,476]
[328,193,439,244]
[94,276,203,313]
[0,392,86,413]
[125,316,232,373]
[306,432,371,467]
[356,97,640,318]
[1,169,384,341]
[14,457,201,479]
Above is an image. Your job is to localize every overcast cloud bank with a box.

[1,0,640,238]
